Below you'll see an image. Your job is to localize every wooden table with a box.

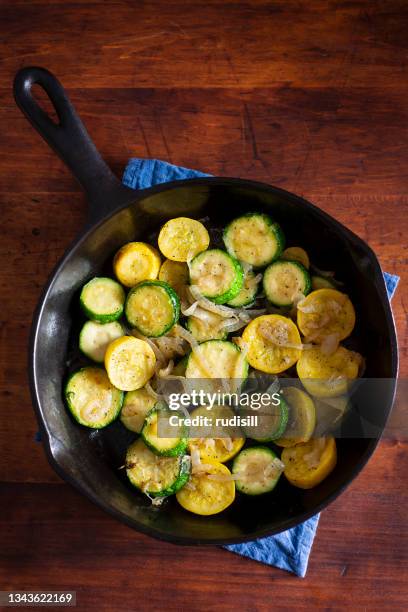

[1,1,407,609]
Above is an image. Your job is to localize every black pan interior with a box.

[32,179,397,544]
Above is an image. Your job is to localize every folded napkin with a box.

[123,157,399,577]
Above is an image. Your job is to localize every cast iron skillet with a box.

[14,66,398,545]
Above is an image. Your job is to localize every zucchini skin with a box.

[79,277,125,323]
[227,270,260,307]
[79,320,124,363]
[244,395,289,442]
[125,280,180,337]
[189,249,244,305]
[64,367,124,429]
[223,212,285,268]
[263,260,311,306]
[126,438,191,497]
[141,407,188,457]
[232,446,282,495]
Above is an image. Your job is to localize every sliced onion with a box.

[132,329,166,363]
[181,301,200,316]
[145,382,161,399]
[158,359,174,377]
[320,333,340,356]
[221,319,247,333]
[188,286,239,318]
[154,335,189,359]
[173,324,199,351]
[297,302,317,314]
[221,436,233,451]
[240,261,253,275]
[303,439,326,468]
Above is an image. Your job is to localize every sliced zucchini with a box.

[223,213,285,268]
[141,406,188,457]
[120,388,157,433]
[185,340,249,380]
[227,269,261,307]
[113,242,161,288]
[241,394,288,441]
[158,259,189,295]
[125,280,180,337]
[311,275,336,291]
[232,446,283,495]
[297,288,355,342]
[105,336,156,391]
[80,277,125,323]
[186,310,228,343]
[188,406,245,463]
[282,246,310,269]
[158,217,210,262]
[263,260,311,307]
[79,320,124,363]
[296,345,362,398]
[242,314,302,374]
[65,367,123,428]
[275,386,316,447]
[282,437,337,489]
[176,459,235,515]
[189,249,244,305]
[126,438,190,497]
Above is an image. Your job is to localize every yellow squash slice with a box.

[297,288,356,342]
[176,459,235,515]
[188,406,245,463]
[282,246,310,269]
[113,242,161,287]
[275,386,316,447]
[158,259,189,295]
[242,314,302,374]
[297,345,362,398]
[158,217,210,262]
[105,336,156,391]
[282,437,337,489]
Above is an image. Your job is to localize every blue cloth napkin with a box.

[123,157,399,577]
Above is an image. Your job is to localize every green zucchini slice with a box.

[223,213,285,268]
[189,249,244,304]
[263,260,311,306]
[80,277,125,323]
[241,394,288,441]
[141,406,188,457]
[232,446,284,495]
[126,438,191,497]
[227,269,261,307]
[65,367,124,429]
[120,388,157,433]
[186,310,229,342]
[125,280,180,337]
[185,339,249,380]
[79,320,124,363]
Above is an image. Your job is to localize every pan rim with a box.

[28,176,399,545]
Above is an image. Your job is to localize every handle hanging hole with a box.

[32,83,60,125]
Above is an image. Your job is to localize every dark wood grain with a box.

[0,0,407,609]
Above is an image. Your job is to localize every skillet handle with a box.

[13,66,135,222]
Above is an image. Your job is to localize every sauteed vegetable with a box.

[64,213,363,516]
